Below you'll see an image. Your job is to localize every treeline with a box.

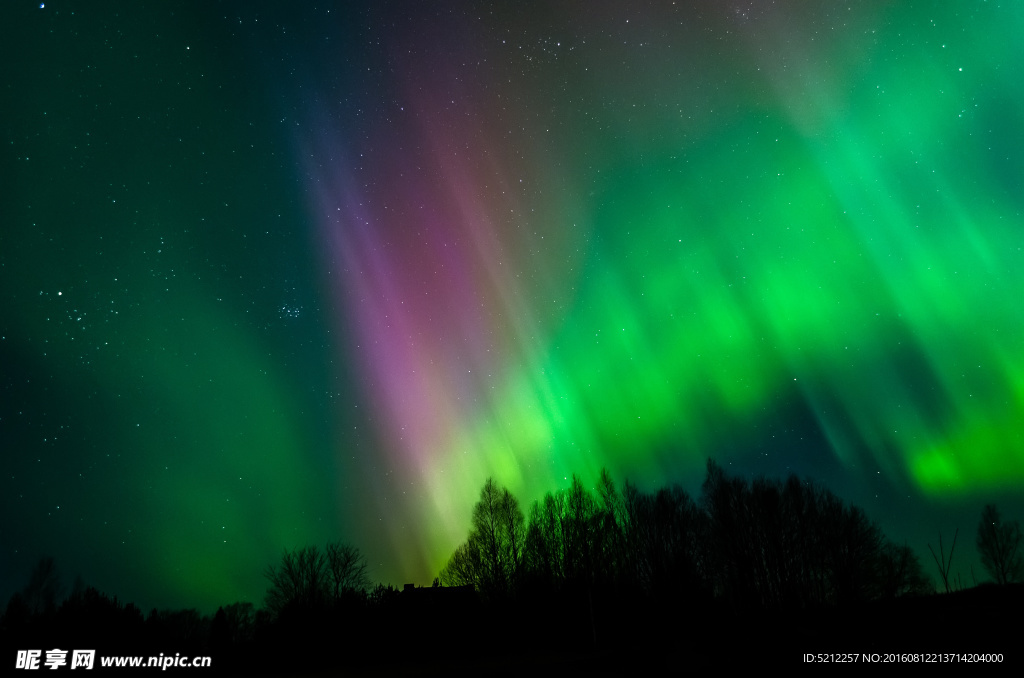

[3,461,1021,671]
[441,460,931,609]
[0,555,405,672]
[432,461,1021,665]
[1,563,236,659]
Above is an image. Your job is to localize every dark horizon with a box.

[5,461,1021,671]
[5,461,1022,613]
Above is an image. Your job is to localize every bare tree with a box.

[472,478,507,594]
[596,469,626,585]
[927,529,958,593]
[440,478,526,597]
[563,474,598,585]
[264,545,328,616]
[264,542,368,616]
[439,540,482,589]
[21,556,64,616]
[325,541,369,599]
[976,504,1023,585]
[497,486,525,591]
[522,491,563,590]
[878,540,931,598]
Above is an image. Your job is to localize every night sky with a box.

[3,1,1023,612]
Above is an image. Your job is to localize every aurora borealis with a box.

[3,1,1023,611]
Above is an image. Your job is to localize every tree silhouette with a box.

[595,468,626,586]
[21,556,63,617]
[472,478,506,593]
[699,460,892,608]
[213,601,255,645]
[440,478,523,597]
[622,481,704,599]
[976,504,1023,585]
[497,485,526,592]
[877,540,931,599]
[264,541,369,617]
[827,504,883,605]
[927,529,958,594]
[325,541,370,600]
[562,475,598,586]
[264,545,329,616]
[523,490,566,590]
[439,540,484,590]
